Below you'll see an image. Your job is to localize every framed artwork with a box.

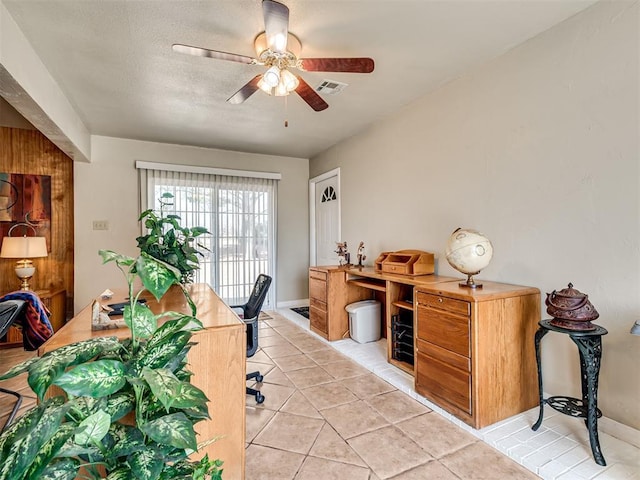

[0,173,52,251]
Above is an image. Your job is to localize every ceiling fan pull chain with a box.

[284,95,289,127]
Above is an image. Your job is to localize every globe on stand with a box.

[445,228,493,288]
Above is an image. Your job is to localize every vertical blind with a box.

[138,163,278,309]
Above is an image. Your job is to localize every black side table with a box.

[532,319,608,466]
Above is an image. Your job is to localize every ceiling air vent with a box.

[316,80,348,95]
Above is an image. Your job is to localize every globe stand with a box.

[460,273,483,289]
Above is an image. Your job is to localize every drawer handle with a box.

[438,298,443,303]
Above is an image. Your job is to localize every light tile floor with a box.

[1,310,637,480]
[262,309,640,480]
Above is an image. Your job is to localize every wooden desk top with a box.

[345,266,458,287]
[38,283,243,355]
[416,279,540,302]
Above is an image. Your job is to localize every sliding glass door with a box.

[139,167,277,309]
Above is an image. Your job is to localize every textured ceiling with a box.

[2,0,597,159]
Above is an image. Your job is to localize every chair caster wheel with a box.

[256,375,264,383]
[256,393,265,404]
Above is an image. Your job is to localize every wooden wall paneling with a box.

[0,127,73,320]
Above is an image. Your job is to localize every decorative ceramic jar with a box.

[545,283,599,331]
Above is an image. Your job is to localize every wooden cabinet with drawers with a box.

[414,281,540,429]
[308,266,370,340]
[0,288,67,348]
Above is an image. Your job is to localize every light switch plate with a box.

[92,220,109,231]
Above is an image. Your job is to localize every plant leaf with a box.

[54,360,127,397]
[190,226,210,236]
[171,381,209,410]
[27,353,77,400]
[55,440,99,458]
[47,336,122,365]
[39,458,80,480]
[103,391,135,422]
[124,303,157,339]
[140,412,197,451]
[0,398,50,462]
[142,367,180,411]
[128,448,163,480]
[99,249,135,267]
[75,410,111,445]
[137,253,180,300]
[24,423,75,479]
[135,330,192,371]
[107,424,145,458]
[1,400,69,480]
[142,367,207,412]
[0,356,41,380]
[105,467,134,480]
[144,315,202,353]
[67,396,103,422]
[0,437,24,480]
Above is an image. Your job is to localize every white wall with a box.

[310,1,639,429]
[75,136,309,311]
[0,2,90,162]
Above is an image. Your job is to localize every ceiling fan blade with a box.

[262,0,289,53]
[295,76,328,112]
[227,75,263,104]
[299,58,375,73]
[173,44,255,65]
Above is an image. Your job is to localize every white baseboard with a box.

[276,298,309,309]
[600,415,640,448]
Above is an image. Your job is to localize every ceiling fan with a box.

[172,0,374,112]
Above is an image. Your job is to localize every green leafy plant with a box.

[137,192,210,285]
[0,250,222,480]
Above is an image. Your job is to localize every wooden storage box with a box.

[375,250,434,276]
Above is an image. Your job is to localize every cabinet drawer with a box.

[309,277,327,302]
[309,269,327,281]
[416,306,470,357]
[381,263,410,275]
[416,292,469,316]
[309,305,327,334]
[416,351,471,414]
[416,338,470,372]
[310,297,327,312]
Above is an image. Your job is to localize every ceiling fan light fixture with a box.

[257,77,273,95]
[281,68,299,92]
[263,66,281,87]
[274,80,288,97]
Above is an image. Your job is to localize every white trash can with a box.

[345,300,381,344]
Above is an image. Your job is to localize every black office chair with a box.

[0,299,27,431]
[230,274,272,405]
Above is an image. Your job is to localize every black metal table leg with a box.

[532,326,549,431]
[572,335,606,466]
[530,319,608,466]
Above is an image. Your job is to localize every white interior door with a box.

[311,170,340,266]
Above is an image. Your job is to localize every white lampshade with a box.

[258,77,273,95]
[1,236,48,258]
[263,66,281,88]
[280,69,299,92]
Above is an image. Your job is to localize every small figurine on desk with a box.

[335,241,351,266]
[357,241,366,267]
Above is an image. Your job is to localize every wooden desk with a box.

[311,266,540,428]
[308,266,456,372]
[38,283,246,480]
[345,267,457,374]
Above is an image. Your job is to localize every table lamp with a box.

[0,232,48,290]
